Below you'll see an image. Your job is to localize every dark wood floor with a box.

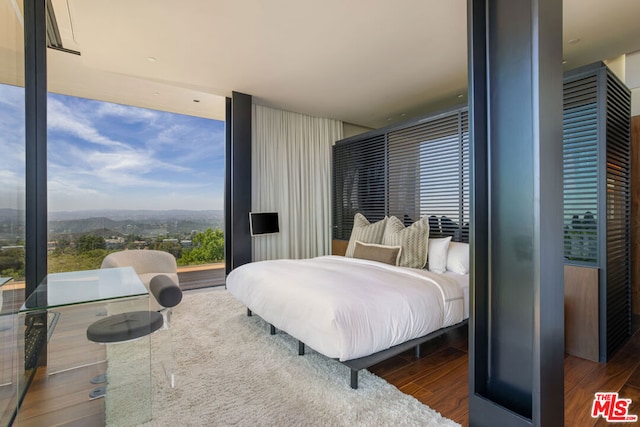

[370,317,640,427]
[8,284,640,426]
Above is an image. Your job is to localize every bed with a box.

[226,252,469,389]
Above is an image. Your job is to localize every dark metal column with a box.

[224,97,232,276]
[225,91,252,274]
[24,0,48,298]
[468,0,564,425]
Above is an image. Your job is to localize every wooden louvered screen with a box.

[332,108,469,242]
[562,62,632,361]
[604,68,632,359]
[563,74,599,264]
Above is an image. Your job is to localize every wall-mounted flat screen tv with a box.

[249,212,279,236]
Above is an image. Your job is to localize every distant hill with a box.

[48,209,223,222]
[0,208,25,225]
[0,209,224,241]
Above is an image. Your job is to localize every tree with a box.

[149,241,183,259]
[178,228,224,265]
[77,234,106,253]
[0,247,25,279]
[57,237,71,252]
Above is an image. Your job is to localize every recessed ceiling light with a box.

[567,38,581,44]
[387,118,392,121]
[562,60,567,65]
[401,113,406,117]
[153,92,160,95]
[193,99,200,103]
[147,57,157,62]
[457,94,464,99]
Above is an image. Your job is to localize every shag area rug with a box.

[108,289,460,427]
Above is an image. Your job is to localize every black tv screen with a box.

[249,212,279,236]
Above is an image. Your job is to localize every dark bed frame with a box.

[247,308,468,389]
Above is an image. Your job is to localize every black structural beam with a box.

[224,97,232,276]
[225,91,252,275]
[468,0,564,426]
[25,0,48,299]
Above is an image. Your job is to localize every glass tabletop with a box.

[20,267,148,312]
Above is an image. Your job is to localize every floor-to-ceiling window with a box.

[45,93,226,287]
[40,0,228,290]
[0,0,25,423]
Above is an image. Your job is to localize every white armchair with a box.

[101,250,179,312]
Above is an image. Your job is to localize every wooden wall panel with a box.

[331,240,348,256]
[565,265,600,362]
[632,115,640,314]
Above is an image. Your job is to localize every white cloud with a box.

[0,84,24,109]
[95,102,159,123]
[48,97,130,150]
[0,170,25,209]
[1,89,225,212]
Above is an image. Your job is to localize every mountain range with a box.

[0,209,224,241]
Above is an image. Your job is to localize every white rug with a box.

[110,289,460,427]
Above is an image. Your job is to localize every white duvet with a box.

[226,255,465,361]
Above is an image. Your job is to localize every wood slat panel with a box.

[565,265,599,361]
[632,115,640,315]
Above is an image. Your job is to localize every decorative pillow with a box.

[427,236,452,274]
[345,213,388,258]
[352,241,402,266]
[446,241,470,274]
[382,215,430,268]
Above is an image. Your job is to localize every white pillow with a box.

[428,236,452,274]
[382,215,430,269]
[345,213,388,258]
[446,241,470,274]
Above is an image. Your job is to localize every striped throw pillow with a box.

[345,214,388,258]
[382,216,430,268]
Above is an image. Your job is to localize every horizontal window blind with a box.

[563,74,599,264]
[332,135,386,240]
[333,108,469,242]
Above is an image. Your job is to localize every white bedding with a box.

[226,255,466,361]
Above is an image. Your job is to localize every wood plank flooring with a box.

[370,317,640,426]
[6,285,640,426]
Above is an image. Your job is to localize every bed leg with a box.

[298,341,305,355]
[247,308,252,317]
[270,324,276,335]
[350,369,359,389]
[415,344,421,358]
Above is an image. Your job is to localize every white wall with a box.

[342,122,372,139]
[624,50,640,116]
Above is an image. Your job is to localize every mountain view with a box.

[0,89,227,281]
[0,209,225,280]
[48,209,224,239]
[0,209,223,242]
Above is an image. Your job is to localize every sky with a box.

[0,84,225,212]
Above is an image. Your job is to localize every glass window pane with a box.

[0,0,25,423]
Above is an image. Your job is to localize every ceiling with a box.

[3,0,640,129]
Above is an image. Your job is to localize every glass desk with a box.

[21,267,148,310]
[16,268,153,426]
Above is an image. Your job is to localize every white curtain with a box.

[251,104,343,261]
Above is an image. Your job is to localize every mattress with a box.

[226,255,466,361]
[443,271,470,320]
